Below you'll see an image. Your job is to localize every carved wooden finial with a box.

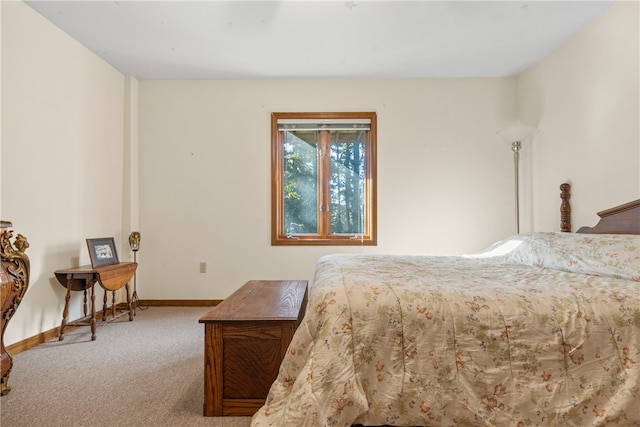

[560,183,571,232]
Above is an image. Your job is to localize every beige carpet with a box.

[0,306,252,427]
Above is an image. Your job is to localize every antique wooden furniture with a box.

[199,279,308,416]
[577,198,640,234]
[559,182,639,234]
[1,221,30,396]
[560,182,571,231]
[54,262,137,341]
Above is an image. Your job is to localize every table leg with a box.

[102,291,108,321]
[83,289,88,317]
[59,280,72,341]
[90,283,96,341]
[111,291,116,320]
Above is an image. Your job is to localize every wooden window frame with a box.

[271,112,377,246]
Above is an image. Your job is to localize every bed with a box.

[251,186,640,427]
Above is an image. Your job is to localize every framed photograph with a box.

[86,237,119,268]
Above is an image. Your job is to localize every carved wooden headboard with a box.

[577,199,640,234]
[560,182,640,235]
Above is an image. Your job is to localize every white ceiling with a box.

[24,0,615,80]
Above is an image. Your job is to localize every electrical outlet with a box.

[199,262,207,273]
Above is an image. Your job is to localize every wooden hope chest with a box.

[199,280,308,416]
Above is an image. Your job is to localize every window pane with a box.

[283,130,318,234]
[329,130,365,235]
[272,112,376,246]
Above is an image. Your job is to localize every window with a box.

[271,112,377,246]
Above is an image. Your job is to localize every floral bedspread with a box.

[251,234,640,426]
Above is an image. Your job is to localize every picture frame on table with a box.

[86,237,119,268]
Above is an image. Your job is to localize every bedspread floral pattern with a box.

[506,232,640,281]
[251,236,640,427]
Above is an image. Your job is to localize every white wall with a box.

[1,1,132,345]
[517,1,639,231]
[138,78,518,300]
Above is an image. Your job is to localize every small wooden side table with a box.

[54,262,137,341]
[199,279,308,416]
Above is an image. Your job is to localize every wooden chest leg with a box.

[203,323,223,416]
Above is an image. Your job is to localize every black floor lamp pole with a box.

[129,231,147,312]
